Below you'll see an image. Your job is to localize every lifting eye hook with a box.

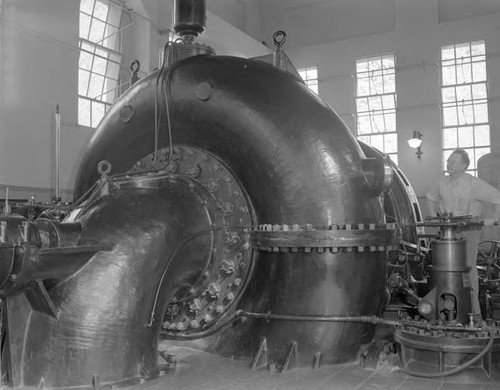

[273,31,287,48]
[97,160,112,179]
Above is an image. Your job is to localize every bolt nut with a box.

[207,283,221,299]
[225,292,235,302]
[202,314,213,323]
[188,299,202,313]
[224,232,240,246]
[215,305,224,314]
[175,322,185,330]
[189,319,199,328]
[241,242,250,251]
[233,278,242,287]
[220,259,235,275]
[222,202,235,216]
[207,179,219,193]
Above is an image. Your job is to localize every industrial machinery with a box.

[1,0,500,388]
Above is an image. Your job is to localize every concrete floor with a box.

[140,344,500,390]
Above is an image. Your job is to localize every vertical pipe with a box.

[55,105,61,202]
[3,187,9,214]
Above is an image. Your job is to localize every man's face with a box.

[446,153,467,175]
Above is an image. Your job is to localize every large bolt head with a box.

[207,283,221,299]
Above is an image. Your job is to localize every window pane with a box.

[382,55,394,69]
[471,41,485,56]
[357,115,371,135]
[442,45,455,60]
[356,60,368,73]
[370,75,384,94]
[473,103,488,123]
[385,133,397,153]
[91,101,106,127]
[94,1,109,22]
[443,128,457,149]
[472,62,486,82]
[307,67,318,79]
[81,0,95,15]
[443,106,457,126]
[371,134,384,151]
[442,66,456,85]
[356,97,368,113]
[458,104,473,125]
[441,86,456,103]
[458,126,474,147]
[103,24,118,49]
[455,85,471,102]
[78,69,90,95]
[456,63,471,84]
[373,114,385,132]
[383,74,395,93]
[80,13,91,39]
[472,83,487,99]
[368,58,382,71]
[382,95,395,109]
[88,73,105,97]
[79,50,93,70]
[368,96,382,111]
[92,55,107,75]
[89,19,106,42]
[78,97,91,127]
[475,125,490,146]
[455,43,470,59]
[385,112,396,132]
[357,77,370,96]
[108,3,123,27]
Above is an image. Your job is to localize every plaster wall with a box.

[283,0,500,202]
[0,0,269,202]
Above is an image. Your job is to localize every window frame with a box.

[355,53,398,165]
[440,40,490,176]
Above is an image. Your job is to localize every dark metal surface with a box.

[2,54,396,387]
[173,0,206,40]
[4,179,218,388]
[252,223,399,251]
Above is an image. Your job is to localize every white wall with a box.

[0,0,269,202]
[279,0,500,205]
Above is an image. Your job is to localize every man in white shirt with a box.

[426,149,500,316]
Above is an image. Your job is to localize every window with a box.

[355,54,398,165]
[440,41,490,175]
[79,0,123,128]
[298,66,318,95]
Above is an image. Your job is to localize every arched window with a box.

[78,0,123,128]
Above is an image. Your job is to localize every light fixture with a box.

[407,130,423,159]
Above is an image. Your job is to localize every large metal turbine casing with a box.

[3,54,396,388]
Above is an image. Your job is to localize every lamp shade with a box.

[407,138,423,149]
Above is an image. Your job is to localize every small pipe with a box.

[235,310,400,327]
[3,187,9,214]
[55,105,61,202]
[235,310,485,332]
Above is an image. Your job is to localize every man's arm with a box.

[426,183,441,217]
[473,178,500,225]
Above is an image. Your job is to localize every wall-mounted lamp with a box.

[407,130,423,159]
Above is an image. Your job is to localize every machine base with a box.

[395,325,500,382]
